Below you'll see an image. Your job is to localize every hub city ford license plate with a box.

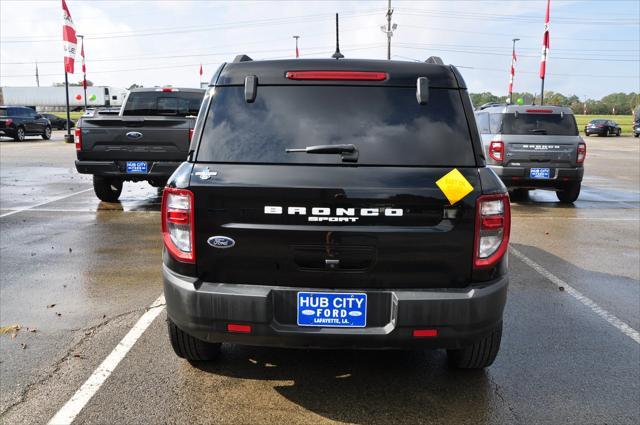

[530,168,551,179]
[297,292,367,327]
[126,161,148,174]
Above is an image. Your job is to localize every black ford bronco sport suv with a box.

[162,56,510,369]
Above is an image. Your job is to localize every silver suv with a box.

[475,104,586,203]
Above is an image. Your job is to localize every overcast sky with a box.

[1,0,638,99]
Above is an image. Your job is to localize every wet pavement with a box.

[0,131,638,424]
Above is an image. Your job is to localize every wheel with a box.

[556,181,581,203]
[447,323,502,369]
[14,126,26,141]
[93,175,123,202]
[509,188,529,201]
[168,319,221,361]
[634,133,639,138]
[616,129,621,136]
[42,126,52,140]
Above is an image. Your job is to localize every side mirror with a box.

[416,77,429,105]
[244,75,257,103]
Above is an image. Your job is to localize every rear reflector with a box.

[413,329,438,338]
[227,324,252,333]
[285,71,388,81]
[525,109,553,113]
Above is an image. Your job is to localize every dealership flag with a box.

[539,0,551,79]
[508,47,517,95]
[62,0,77,73]
[199,64,203,77]
[81,38,87,88]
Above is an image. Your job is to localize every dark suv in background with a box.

[0,106,52,141]
[162,56,511,369]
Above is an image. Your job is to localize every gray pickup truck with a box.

[475,104,586,203]
[75,88,205,202]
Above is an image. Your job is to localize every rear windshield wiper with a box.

[286,144,359,163]
[528,129,548,134]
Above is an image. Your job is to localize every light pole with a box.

[293,35,300,58]
[380,0,397,60]
[509,38,519,104]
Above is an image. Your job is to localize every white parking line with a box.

[0,188,93,218]
[47,294,166,425]
[511,247,640,345]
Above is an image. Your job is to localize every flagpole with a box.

[78,35,87,111]
[64,70,72,143]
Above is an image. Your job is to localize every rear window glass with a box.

[197,86,475,166]
[589,119,607,124]
[490,113,577,136]
[123,91,203,116]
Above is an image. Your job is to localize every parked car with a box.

[75,87,205,202]
[162,56,510,370]
[475,104,585,203]
[584,119,621,137]
[633,118,640,138]
[42,113,74,130]
[0,106,52,141]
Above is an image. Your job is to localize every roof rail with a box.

[425,56,444,65]
[233,54,253,63]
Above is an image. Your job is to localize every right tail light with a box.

[488,140,504,163]
[577,142,586,164]
[161,187,195,263]
[74,127,82,151]
[474,193,510,269]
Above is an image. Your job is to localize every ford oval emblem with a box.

[126,131,143,140]
[207,236,235,249]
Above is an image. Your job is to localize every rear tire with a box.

[42,126,52,140]
[14,126,25,141]
[93,175,123,202]
[616,129,621,136]
[168,319,221,361]
[447,323,502,369]
[556,181,581,203]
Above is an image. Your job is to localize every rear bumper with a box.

[163,265,508,349]
[75,160,181,180]
[585,128,607,135]
[0,128,16,137]
[490,165,583,189]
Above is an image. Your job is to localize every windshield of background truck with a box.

[197,86,476,166]
[490,113,578,136]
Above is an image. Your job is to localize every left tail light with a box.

[474,193,510,269]
[74,127,82,151]
[577,142,586,164]
[5,118,13,126]
[162,188,195,263]
[488,140,504,163]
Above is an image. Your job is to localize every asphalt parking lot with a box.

[1,130,639,424]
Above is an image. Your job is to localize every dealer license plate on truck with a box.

[297,292,367,327]
[530,168,551,179]
[126,161,148,174]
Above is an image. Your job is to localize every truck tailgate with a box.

[79,116,194,161]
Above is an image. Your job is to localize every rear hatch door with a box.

[191,83,481,289]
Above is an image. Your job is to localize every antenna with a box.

[331,13,344,59]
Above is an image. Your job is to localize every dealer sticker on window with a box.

[297,292,367,327]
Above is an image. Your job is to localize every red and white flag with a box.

[62,0,77,74]
[508,47,517,95]
[199,64,203,77]
[81,38,87,88]
[539,0,551,79]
